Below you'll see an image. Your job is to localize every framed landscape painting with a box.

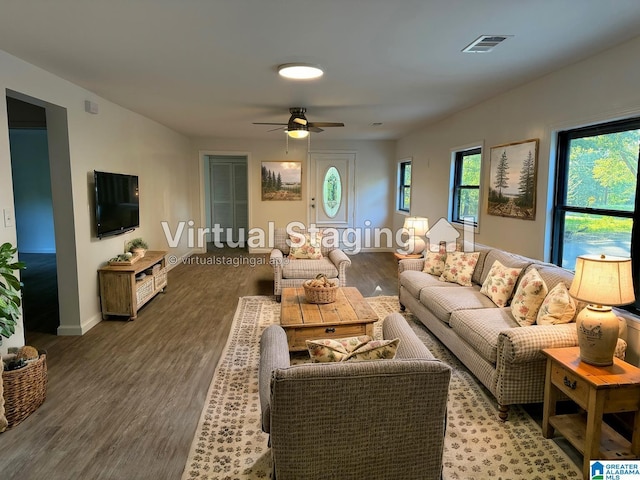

[487,138,539,220]
[261,161,302,201]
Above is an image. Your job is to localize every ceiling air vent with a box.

[462,35,512,53]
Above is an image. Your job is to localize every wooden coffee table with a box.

[280,286,378,352]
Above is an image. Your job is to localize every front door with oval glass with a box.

[309,152,355,228]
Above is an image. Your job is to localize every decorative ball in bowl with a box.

[303,274,338,304]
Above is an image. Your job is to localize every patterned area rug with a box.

[181,295,582,480]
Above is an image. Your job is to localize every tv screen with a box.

[94,170,139,238]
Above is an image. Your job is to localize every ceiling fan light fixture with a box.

[278,63,324,80]
[286,127,309,139]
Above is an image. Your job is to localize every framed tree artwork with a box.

[261,161,302,201]
[487,139,539,220]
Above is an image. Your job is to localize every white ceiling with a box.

[1,0,640,141]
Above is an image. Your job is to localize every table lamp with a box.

[402,217,429,255]
[568,254,634,366]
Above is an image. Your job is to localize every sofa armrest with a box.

[259,325,291,433]
[383,313,435,360]
[398,258,425,274]
[270,248,285,266]
[498,324,579,364]
[328,249,352,286]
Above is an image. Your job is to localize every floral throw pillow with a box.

[306,336,373,362]
[536,282,577,325]
[289,233,323,259]
[511,268,548,326]
[480,260,522,307]
[306,336,399,362]
[344,339,400,361]
[422,250,448,276]
[439,251,480,287]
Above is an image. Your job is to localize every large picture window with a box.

[552,117,640,309]
[451,147,481,227]
[398,160,411,213]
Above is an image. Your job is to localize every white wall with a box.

[396,35,640,365]
[190,137,397,252]
[0,49,196,351]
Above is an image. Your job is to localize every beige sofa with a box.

[398,244,629,420]
[259,313,451,480]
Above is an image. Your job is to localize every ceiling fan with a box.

[253,107,344,138]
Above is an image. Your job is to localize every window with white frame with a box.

[398,159,411,213]
[451,147,481,227]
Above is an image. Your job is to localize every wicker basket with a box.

[2,353,47,429]
[303,280,339,304]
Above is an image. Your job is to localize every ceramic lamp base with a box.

[576,305,619,366]
[406,236,426,255]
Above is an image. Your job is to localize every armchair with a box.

[270,227,351,301]
[259,313,452,480]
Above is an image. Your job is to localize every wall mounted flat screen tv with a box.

[94,170,139,238]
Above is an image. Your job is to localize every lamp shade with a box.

[403,217,429,237]
[569,254,635,306]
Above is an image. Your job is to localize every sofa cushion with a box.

[282,258,339,279]
[419,285,496,324]
[479,260,522,307]
[306,336,399,362]
[470,244,494,286]
[449,308,520,364]
[537,282,576,325]
[511,268,548,326]
[439,251,480,286]
[306,335,373,362]
[422,250,447,275]
[400,270,458,299]
[289,233,324,259]
[479,249,532,285]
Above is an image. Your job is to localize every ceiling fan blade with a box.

[253,122,287,125]
[267,126,286,132]
[309,127,324,133]
[308,122,344,128]
[293,118,308,126]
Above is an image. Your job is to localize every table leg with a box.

[583,388,605,480]
[632,410,640,456]
[542,359,556,438]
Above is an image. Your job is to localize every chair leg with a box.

[400,303,406,311]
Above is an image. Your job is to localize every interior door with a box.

[309,152,355,229]
[209,156,248,244]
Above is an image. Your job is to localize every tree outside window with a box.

[554,121,640,273]
[452,148,481,226]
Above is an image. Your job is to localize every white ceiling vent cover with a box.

[462,35,512,53]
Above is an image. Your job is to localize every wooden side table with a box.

[393,252,423,262]
[541,347,640,480]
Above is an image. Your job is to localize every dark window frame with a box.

[552,116,640,312]
[398,160,411,213]
[451,147,481,227]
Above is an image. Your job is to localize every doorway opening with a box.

[6,96,59,334]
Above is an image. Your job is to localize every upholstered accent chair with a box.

[269,227,351,301]
[259,313,452,480]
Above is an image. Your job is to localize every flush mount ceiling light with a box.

[277,63,324,80]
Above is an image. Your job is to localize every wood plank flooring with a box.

[0,248,399,480]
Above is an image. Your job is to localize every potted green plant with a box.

[127,238,149,257]
[0,242,26,346]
